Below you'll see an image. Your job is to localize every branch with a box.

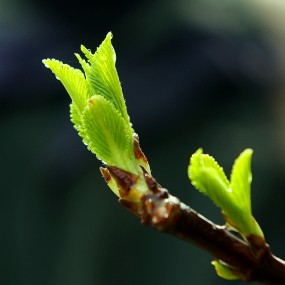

[105,165,285,285]
[43,33,285,284]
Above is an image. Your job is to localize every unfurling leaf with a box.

[188,149,263,238]
[83,95,137,173]
[188,148,231,210]
[42,33,144,176]
[77,32,130,125]
[230,149,253,216]
[229,149,263,237]
[42,59,90,116]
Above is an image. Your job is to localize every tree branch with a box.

[106,166,285,284]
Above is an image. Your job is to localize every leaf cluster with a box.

[188,148,263,238]
[43,33,138,174]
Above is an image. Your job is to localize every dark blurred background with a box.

[2,0,285,284]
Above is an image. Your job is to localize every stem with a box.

[140,193,285,284]
[106,166,285,284]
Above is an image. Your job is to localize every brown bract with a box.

[107,166,138,198]
[133,134,148,164]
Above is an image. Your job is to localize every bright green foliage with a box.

[211,260,239,280]
[230,149,252,217]
[188,149,263,238]
[43,33,139,174]
[75,33,130,126]
[83,95,136,173]
[189,148,231,209]
[228,149,263,237]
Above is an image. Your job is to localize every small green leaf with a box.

[75,52,91,75]
[82,95,137,174]
[43,33,151,188]
[230,149,252,216]
[43,59,92,143]
[43,35,139,174]
[211,260,239,280]
[42,59,90,116]
[80,32,131,126]
[188,148,264,238]
[228,149,264,237]
[188,149,231,209]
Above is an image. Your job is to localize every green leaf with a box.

[43,34,150,180]
[42,59,90,117]
[79,32,131,126]
[228,149,264,237]
[188,148,263,238]
[211,260,239,280]
[188,149,231,209]
[82,95,137,174]
[43,59,92,143]
[230,149,252,216]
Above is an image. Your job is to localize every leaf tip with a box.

[241,148,253,158]
[106,31,113,39]
[42,58,53,68]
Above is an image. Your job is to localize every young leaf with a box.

[211,260,239,280]
[188,149,231,209]
[80,32,131,126]
[230,149,252,215]
[82,95,137,174]
[43,33,152,202]
[42,59,90,116]
[43,59,92,144]
[188,148,264,238]
[229,149,264,237]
